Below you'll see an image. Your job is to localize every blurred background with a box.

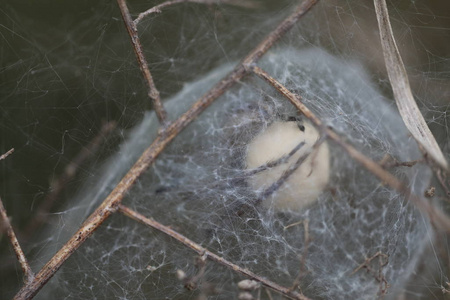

[1,0,449,298]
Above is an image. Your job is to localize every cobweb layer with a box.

[35,48,432,299]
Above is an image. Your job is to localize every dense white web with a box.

[30,48,432,299]
[1,1,449,300]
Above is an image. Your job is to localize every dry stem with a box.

[13,1,318,298]
[351,251,389,296]
[0,148,14,161]
[437,170,450,200]
[259,136,325,204]
[134,0,259,25]
[373,0,448,171]
[251,65,450,233]
[117,0,167,124]
[118,204,310,300]
[0,196,34,283]
[244,141,306,177]
[289,219,311,292]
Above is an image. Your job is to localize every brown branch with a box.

[378,154,421,169]
[0,148,14,161]
[117,0,168,124]
[251,65,450,233]
[351,251,387,275]
[118,204,310,300]
[0,196,34,283]
[351,251,389,296]
[241,1,318,68]
[13,2,318,299]
[22,121,117,238]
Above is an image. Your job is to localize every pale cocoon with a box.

[246,121,329,210]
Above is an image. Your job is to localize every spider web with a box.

[1,1,449,299]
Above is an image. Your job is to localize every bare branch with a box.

[0,196,34,283]
[258,136,325,204]
[378,154,421,169]
[134,0,260,25]
[0,148,14,161]
[13,1,319,298]
[117,0,168,124]
[251,65,450,233]
[289,219,311,292]
[373,0,448,171]
[118,204,311,300]
[243,141,306,177]
[351,251,389,296]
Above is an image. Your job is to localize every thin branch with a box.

[118,204,310,300]
[251,65,450,233]
[13,2,318,299]
[351,251,387,275]
[184,254,209,291]
[351,251,389,296]
[373,0,448,171]
[0,196,34,283]
[289,219,310,292]
[259,136,325,204]
[117,0,167,124]
[135,0,215,25]
[437,170,450,200]
[0,148,14,161]
[244,141,306,177]
[378,155,421,169]
[23,121,117,238]
[212,141,307,192]
[134,0,259,25]
[153,141,307,197]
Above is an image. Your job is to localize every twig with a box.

[0,196,34,283]
[0,148,14,161]
[134,0,259,25]
[351,251,389,296]
[373,0,448,171]
[183,254,208,290]
[436,170,450,200]
[351,251,387,275]
[135,0,217,25]
[251,65,450,233]
[117,0,167,124]
[265,288,274,300]
[258,136,325,204]
[197,141,307,194]
[442,282,450,294]
[289,219,311,292]
[22,121,117,238]
[283,220,304,231]
[153,141,306,198]
[384,160,420,168]
[244,141,306,177]
[13,2,318,299]
[118,204,310,300]
[378,154,421,169]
